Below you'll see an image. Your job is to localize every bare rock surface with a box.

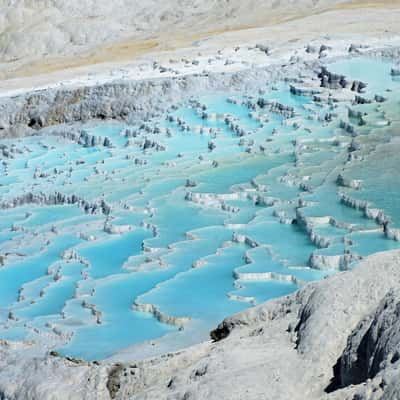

[328,288,400,393]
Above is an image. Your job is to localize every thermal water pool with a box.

[0,56,400,360]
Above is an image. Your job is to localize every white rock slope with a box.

[0,0,347,63]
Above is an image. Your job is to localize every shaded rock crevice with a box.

[326,289,400,393]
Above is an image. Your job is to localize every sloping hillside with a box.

[0,1,348,65]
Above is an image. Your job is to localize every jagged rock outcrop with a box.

[309,252,361,271]
[0,66,296,138]
[318,66,367,93]
[133,302,190,327]
[339,120,356,135]
[290,84,321,97]
[46,127,113,147]
[0,192,112,215]
[336,173,362,189]
[257,98,296,118]
[329,289,400,390]
[339,193,392,231]
[318,66,348,90]
[390,68,400,76]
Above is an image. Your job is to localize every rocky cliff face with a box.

[328,289,400,393]
[0,64,295,138]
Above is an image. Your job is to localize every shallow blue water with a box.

[0,235,80,307]
[1,56,400,360]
